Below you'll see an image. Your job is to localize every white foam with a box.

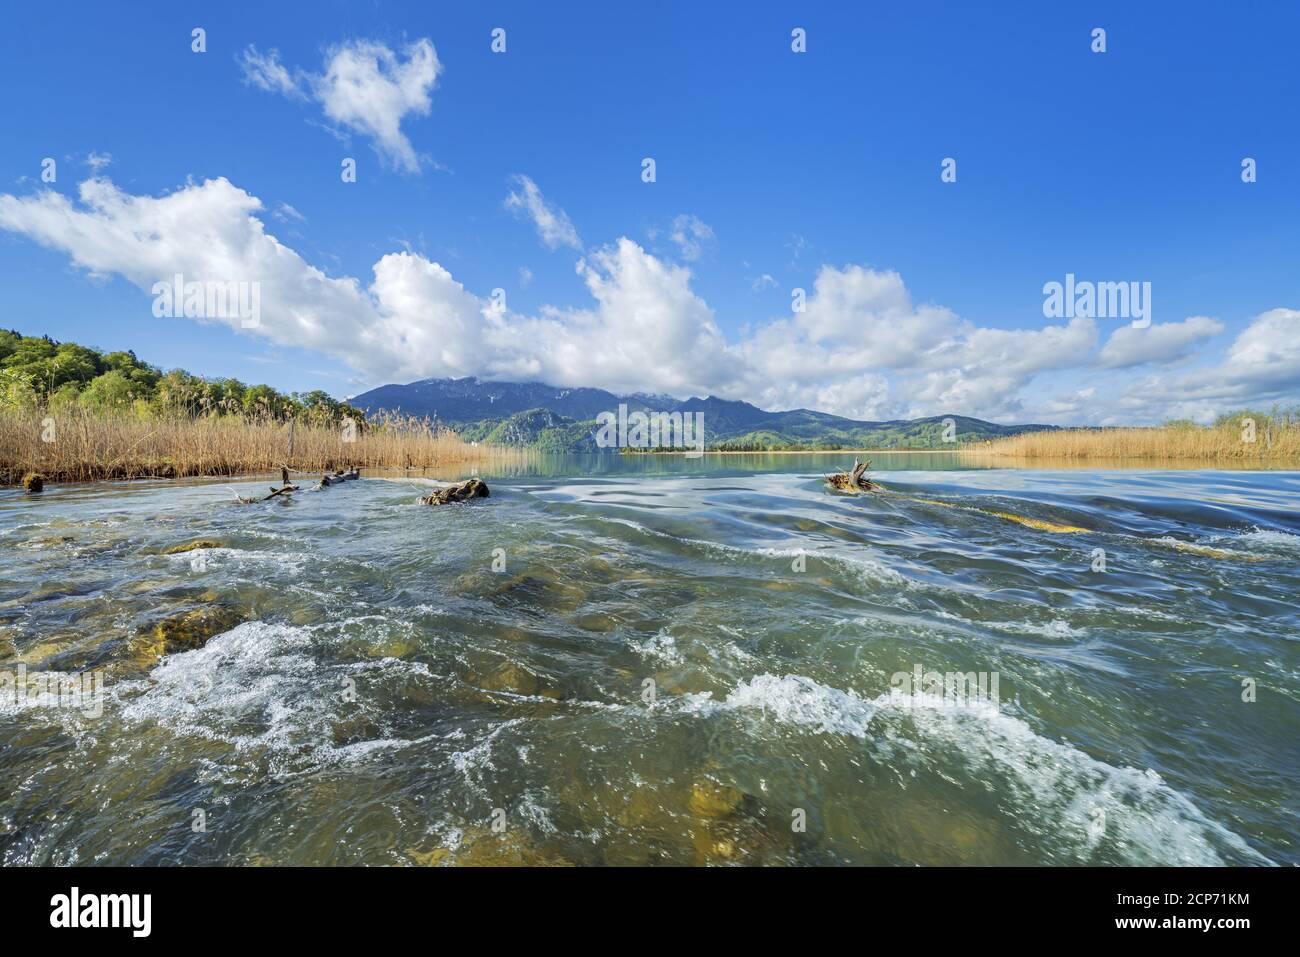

[679,673,1269,865]
[1152,526,1300,561]
[162,547,314,576]
[631,631,683,665]
[119,621,410,776]
[992,618,1085,639]
[720,673,878,736]
[449,717,527,795]
[1216,526,1300,554]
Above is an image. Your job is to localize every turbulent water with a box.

[2,453,1297,866]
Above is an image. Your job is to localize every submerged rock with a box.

[482,661,541,696]
[330,711,382,747]
[162,539,224,555]
[420,478,489,505]
[688,777,746,819]
[873,799,1005,866]
[407,846,452,867]
[461,569,588,615]
[133,605,244,659]
[691,824,743,863]
[363,636,415,659]
[408,826,573,867]
[19,534,75,548]
[690,815,797,866]
[472,660,564,699]
[570,611,619,633]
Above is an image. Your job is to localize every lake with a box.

[2,453,1297,865]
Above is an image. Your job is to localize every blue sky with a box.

[1,0,1297,424]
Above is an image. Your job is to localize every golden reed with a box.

[965,418,1300,462]
[0,409,530,484]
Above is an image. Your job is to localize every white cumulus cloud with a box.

[1098,315,1223,368]
[1,175,1293,425]
[242,39,440,173]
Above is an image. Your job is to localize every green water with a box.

[1,454,1297,865]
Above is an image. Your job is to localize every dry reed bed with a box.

[0,410,530,484]
[967,423,1300,461]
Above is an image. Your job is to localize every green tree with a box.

[0,329,24,363]
[0,368,40,411]
[49,381,83,413]
[242,383,282,418]
[78,370,139,411]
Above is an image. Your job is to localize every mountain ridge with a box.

[349,376,1058,451]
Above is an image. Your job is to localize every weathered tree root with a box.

[826,459,878,493]
[314,468,356,488]
[260,466,310,499]
[231,466,362,503]
[263,467,300,500]
[314,466,360,489]
[420,477,489,505]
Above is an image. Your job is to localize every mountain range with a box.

[349,376,1056,452]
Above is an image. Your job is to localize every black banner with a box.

[0,866,1282,943]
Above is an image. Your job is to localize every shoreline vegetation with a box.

[965,411,1300,461]
[0,409,531,486]
[0,329,525,486]
[634,448,963,455]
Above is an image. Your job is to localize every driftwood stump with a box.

[420,478,489,505]
[227,465,360,503]
[827,459,878,492]
[263,466,301,500]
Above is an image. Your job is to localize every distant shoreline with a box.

[642,449,961,455]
